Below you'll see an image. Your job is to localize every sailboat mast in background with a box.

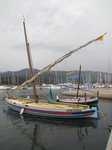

[108,57,110,84]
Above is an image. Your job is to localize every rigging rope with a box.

[39,87,51,102]
[8,33,107,97]
[25,19,67,54]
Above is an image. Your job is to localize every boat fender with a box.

[27,96,30,99]
[56,92,59,102]
[20,108,24,115]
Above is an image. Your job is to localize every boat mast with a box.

[23,17,38,103]
[77,65,81,98]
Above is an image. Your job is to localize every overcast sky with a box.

[0,0,112,73]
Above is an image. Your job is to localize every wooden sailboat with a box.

[56,65,98,107]
[56,96,98,107]
[5,18,106,119]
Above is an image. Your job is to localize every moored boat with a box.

[56,91,98,107]
[56,97,98,107]
[6,97,98,119]
[5,17,106,120]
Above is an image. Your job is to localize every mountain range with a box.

[0,68,111,85]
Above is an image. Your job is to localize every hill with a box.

[0,68,111,85]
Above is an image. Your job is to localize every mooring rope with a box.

[98,110,112,129]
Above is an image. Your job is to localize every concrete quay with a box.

[62,88,112,99]
[106,129,112,150]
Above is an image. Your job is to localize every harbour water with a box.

[0,88,112,150]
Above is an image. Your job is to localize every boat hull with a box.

[6,98,98,119]
[57,97,98,107]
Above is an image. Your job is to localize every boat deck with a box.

[7,98,89,110]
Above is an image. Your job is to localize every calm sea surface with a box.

[0,88,112,150]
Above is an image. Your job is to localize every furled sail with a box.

[9,33,107,97]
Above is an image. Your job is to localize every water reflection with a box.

[2,94,99,150]
[2,106,99,150]
[77,127,88,141]
[6,107,98,128]
[31,124,46,150]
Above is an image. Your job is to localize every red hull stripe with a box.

[7,101,94,115]
[7,102,72,114]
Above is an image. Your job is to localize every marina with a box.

[0,27,111,144]
[5,19,104,120]
[0,88,112,150]
[0,0,112,150]
[0,22,111,148]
